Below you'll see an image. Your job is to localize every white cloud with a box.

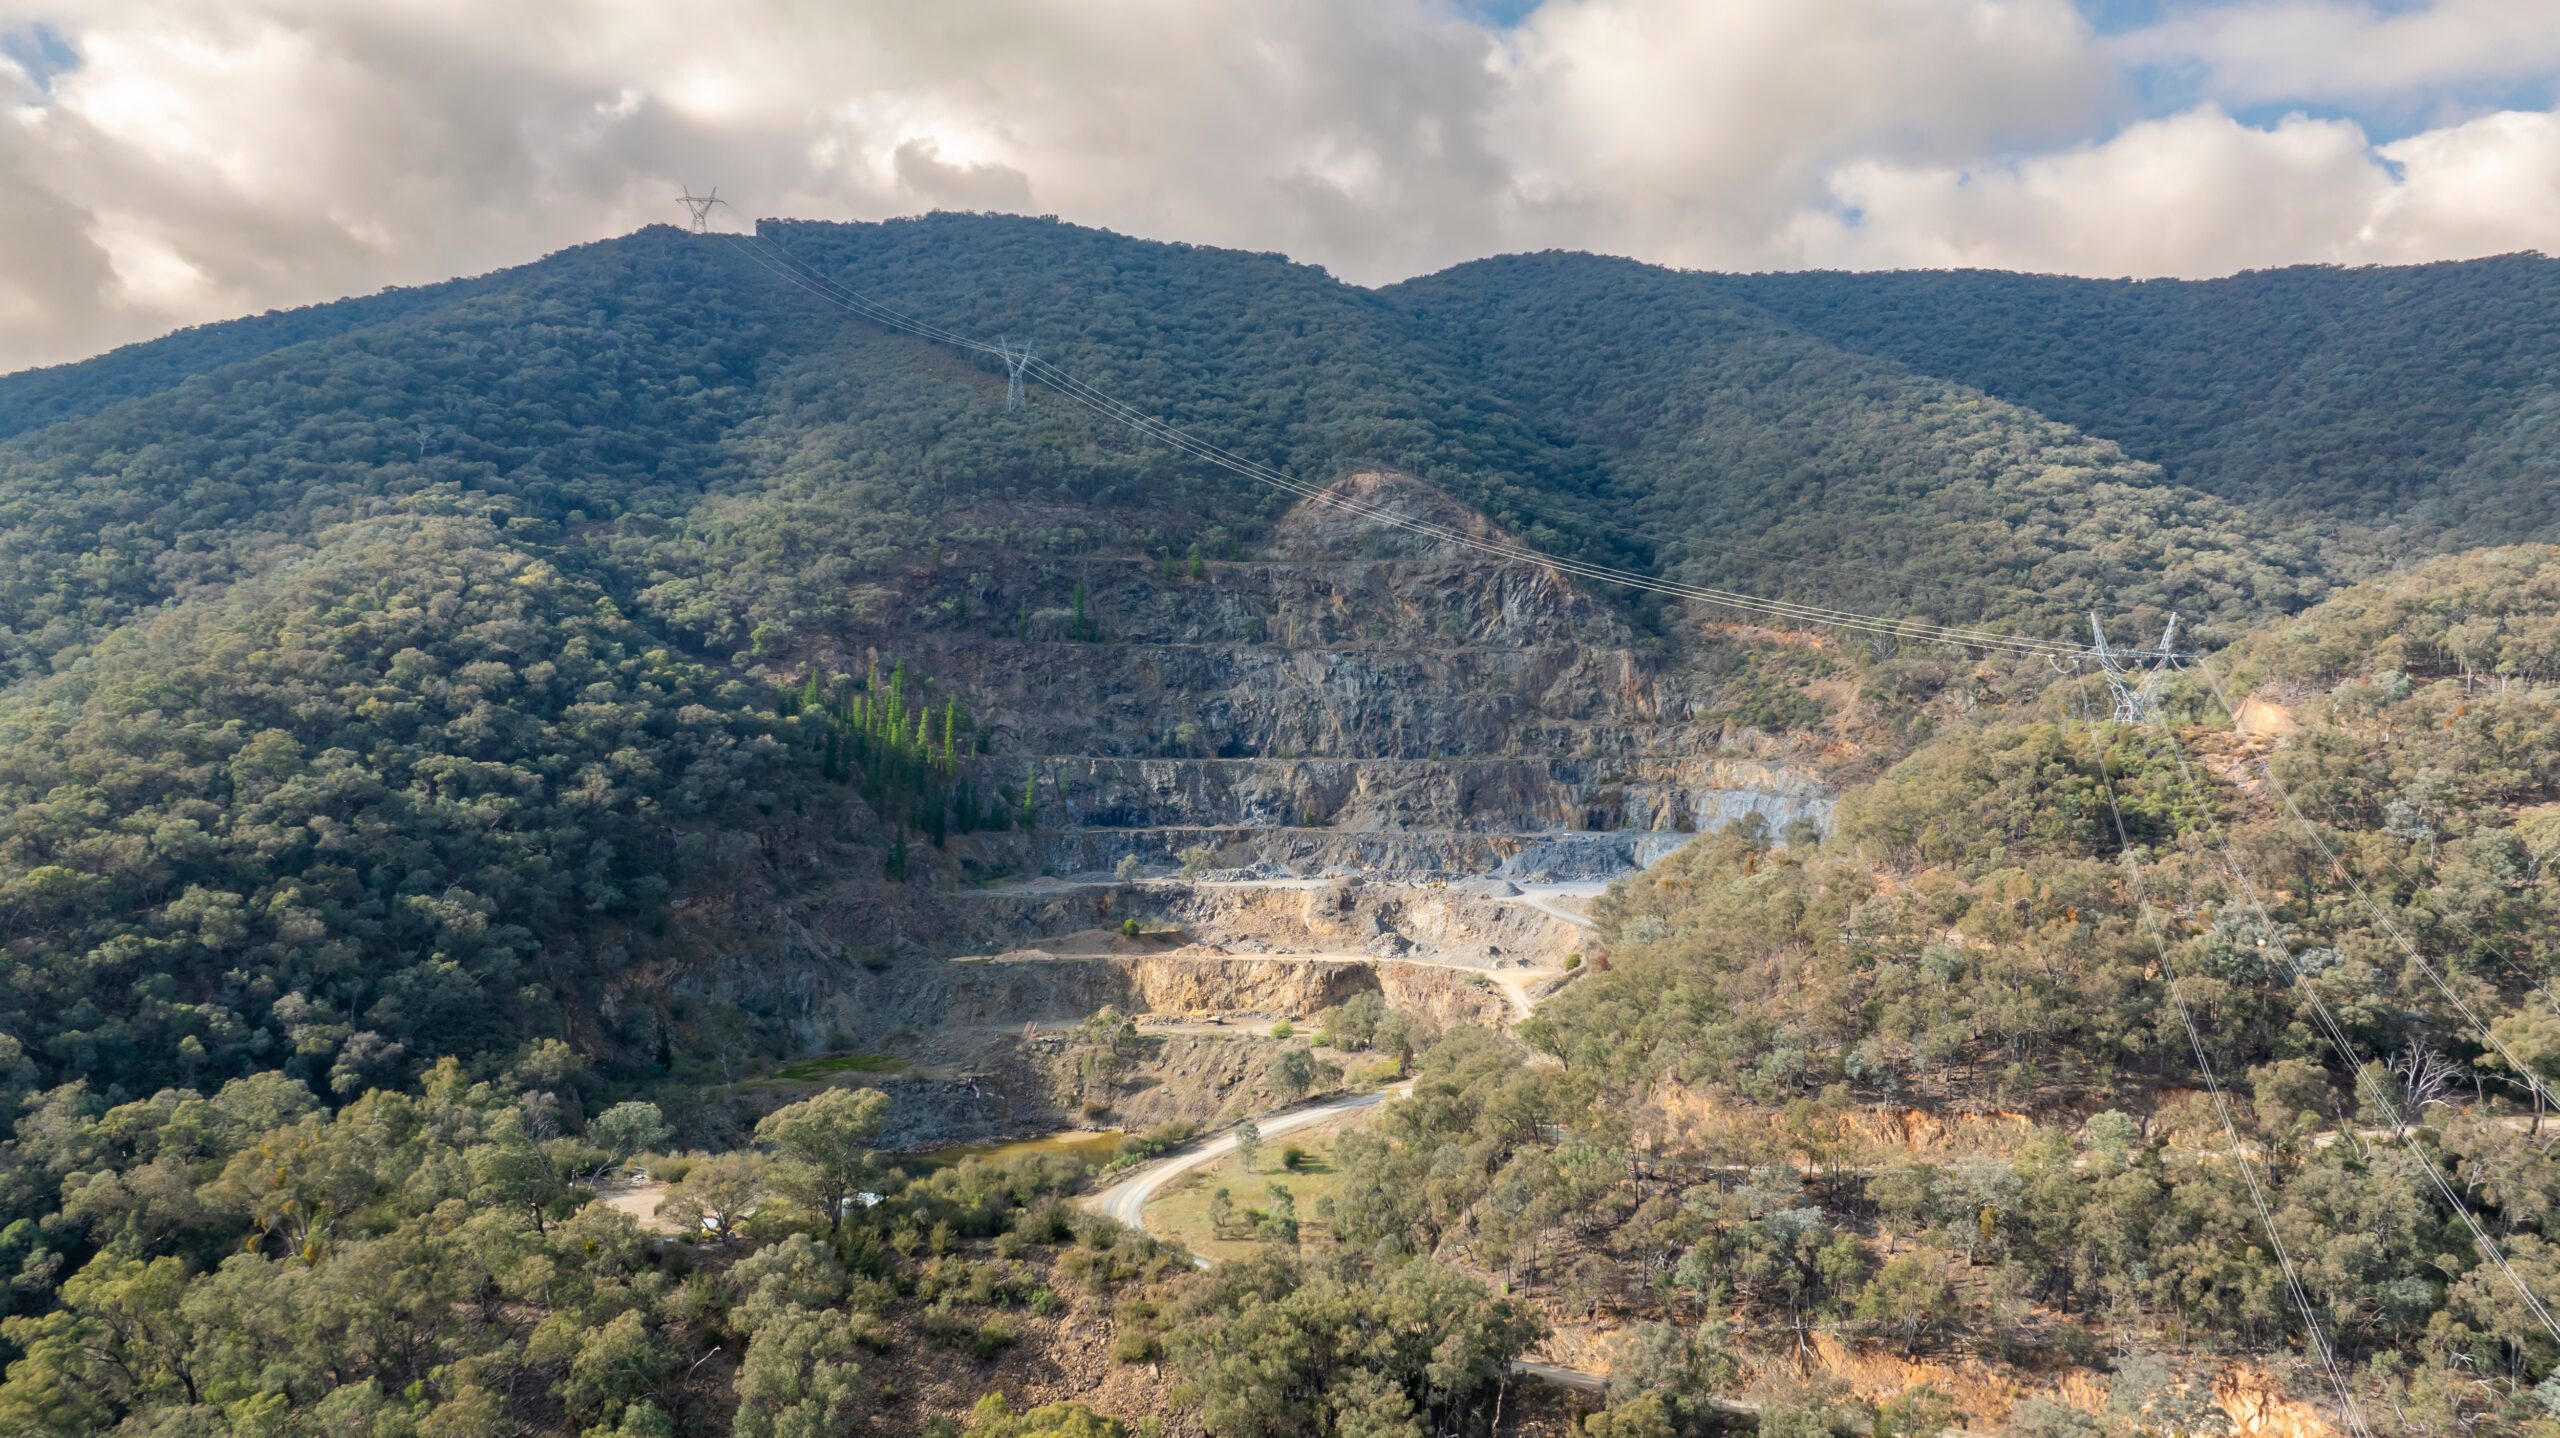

[0,0,1520,370]
[1797,100,2560,277]
[2368,105,2560,259]
[1802,107,2390,275]
[2114,0,2560,106]
[0,0,2555,374]
[1491,0,2112,264]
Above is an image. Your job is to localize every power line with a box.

[2068,680,2370,1438]
[2131,667,2560,1357]
[2292,775,2560,1036]
[709,227,2094,659]
[2187,656,2560,1128]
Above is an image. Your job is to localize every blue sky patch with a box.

[2,24,77,94]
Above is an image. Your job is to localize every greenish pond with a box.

[773,1053,903,1082]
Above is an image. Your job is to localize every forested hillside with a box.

[1714,257,2560,542]
[1383,254,2328,633]
[1519,547,2560,1438]
[14,545,2560,1437]
[0,212,2354,1110]
[0,216,2555,1436]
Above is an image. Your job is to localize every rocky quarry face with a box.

[647,472,1837,1143]
[930,471,1834,874]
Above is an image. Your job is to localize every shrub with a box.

[1014,1200,1074,1244]
[1113,1123,1196,1165]
[1581,1394,1675,1438]
[1878,1385,1959,1438]
[921,1304,977,1349]
[2001,1399,2101,1438]
[1267,1046,1316,1099]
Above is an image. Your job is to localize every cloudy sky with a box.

[3,0,2558,374]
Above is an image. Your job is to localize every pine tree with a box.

[1020,762,1038,830]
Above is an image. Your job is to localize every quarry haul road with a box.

[1081,1082,1611,1395]
[1507,880,1605,931]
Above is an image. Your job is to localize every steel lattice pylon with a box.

[997,338,1035,411]
[676,187,726,233]
[2086,612,2181,724]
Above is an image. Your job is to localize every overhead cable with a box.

[2188,657,2560,1121]
[2133,669,2560,1355]
[2068,681,2371,1438]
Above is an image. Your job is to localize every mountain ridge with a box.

[20,226,2559,556]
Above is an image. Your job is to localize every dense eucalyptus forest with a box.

[0,215,2554,1436]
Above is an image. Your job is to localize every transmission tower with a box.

[2085,612,2181,725]
[997,338,1035,411]
[676,187,727,234]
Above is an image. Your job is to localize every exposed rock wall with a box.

[958,753,1829,840]
[845,952,1510,1035]
[864,472,1838,884]
[947,877,1586,966]
[642,472,1834,1107]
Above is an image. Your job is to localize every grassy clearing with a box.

[1144,1124,1353,1264]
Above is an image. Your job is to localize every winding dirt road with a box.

[1081,1083,1611,1394]
[1085,1085,1401,1228]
